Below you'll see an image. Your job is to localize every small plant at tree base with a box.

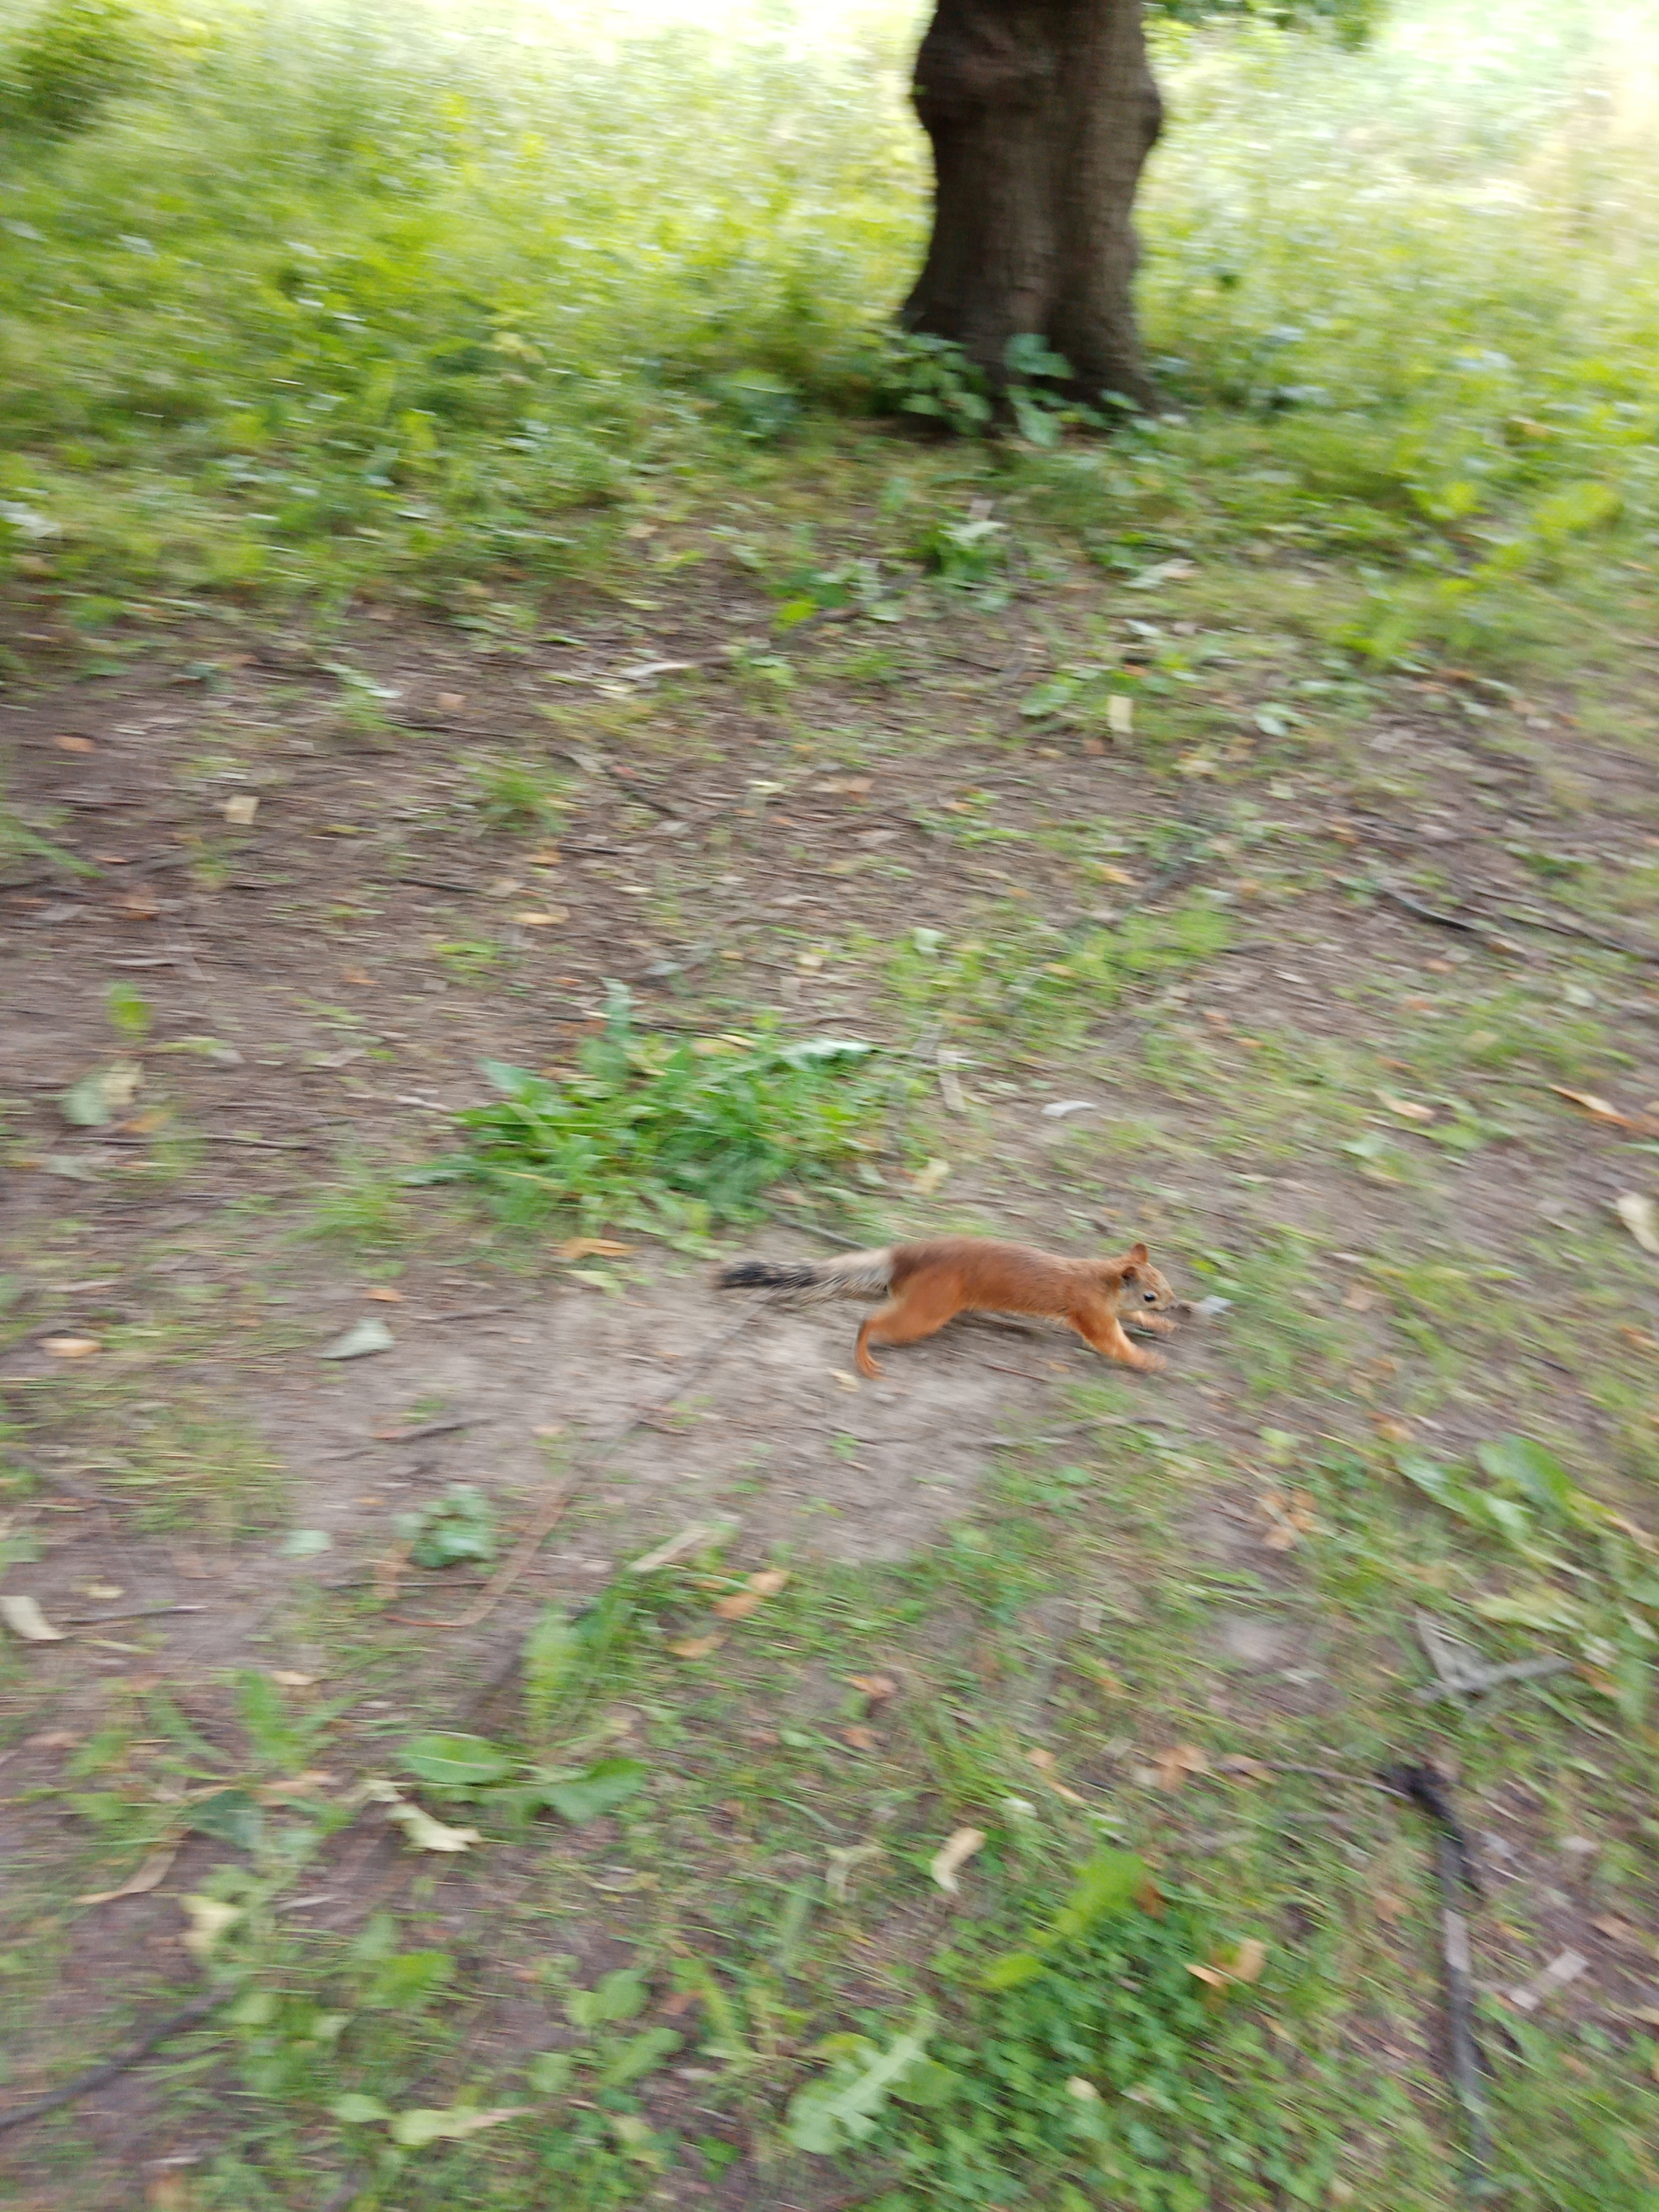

[870,332,994,436]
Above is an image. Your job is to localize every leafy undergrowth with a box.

[420,991,893,1236]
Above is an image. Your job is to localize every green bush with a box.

[0,0,143,134]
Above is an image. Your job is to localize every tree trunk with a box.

[902,0,1162,412]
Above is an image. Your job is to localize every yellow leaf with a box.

[41,1336,100,1358]
[0,1594,66,1642]
[1186,1963,1228,1988]
[929,1826,987,1894]
[711,1592,763,1620]
[747,1569,791,1596]
[79,1847,178,1906]
[181,1896,241,1960]
[1153,1743,1209,1789]
[1229,1938,1268,1984]
[1614,1194,1659,1257]
[1376,1091,1435,1123]
[557,1237,633,1259]
[911,1158,952,1196]
[668,1634,726,1660]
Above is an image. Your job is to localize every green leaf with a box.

[521,1604,578,1733]
[567,1967,649,2028]
[892,2058,962,2108]
[185,1787,264,1852]
[597,2026,683,2088]
[332,2092,390,2125]
[541,1755,647,1825]
[1396,1453,1479,1519]
[387,2104,524,2147]
[399,1733,517,1789]
[979,1950,1047,1991]
[527,2050,574,2095]
[785,2015,934,2156]
[1471,1589,1583,1632]
[361,1949,454,2011]
[1476,1435,1578,1517]
[1051,1850,1149,1941]
[1475,1494,1535,1550]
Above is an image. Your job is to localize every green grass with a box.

[2,0,1657,667]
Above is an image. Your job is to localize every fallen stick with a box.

[1380,1763,1495,2197]
[0,1989,227,2136]
[1374,882,1525,958]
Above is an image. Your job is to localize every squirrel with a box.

[718,1235,1177,1379]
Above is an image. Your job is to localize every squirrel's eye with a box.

[1143,1289,1158,1303]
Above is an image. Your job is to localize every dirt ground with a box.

[4,543,1659,2207]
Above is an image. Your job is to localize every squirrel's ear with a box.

[1128,1242,1149,1266]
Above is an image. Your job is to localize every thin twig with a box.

[372,1418,478,1446]
[0,1990,227,2136]
[1372,882,1525,957]
[59,1604,205,1628]
[411,1304,517,1325]
[1382,1764,1495,2197]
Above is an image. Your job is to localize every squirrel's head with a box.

[1111,1242,1175,1315]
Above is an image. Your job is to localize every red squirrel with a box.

[719,1235,1177,1379]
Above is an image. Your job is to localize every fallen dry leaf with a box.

[1507,1949,1588,2013]
[1373,1888,1406,1924]
[1107,695,1134,736]
[847,1673,898,1702]
[270,1669,317,1688]
[78,1846,178,1906]
[1591,1914,1649,1950]
[513,909,570,927]
[25,1729,78,1751]
[41,1336,100,1358]
[629,1521,729,1575]
[911,1157,952,1196]
[1153,1743,1210,1790]
[557,1237,633,1260]
[830,1369,861,1392]
[223,795,258,826]
[1343,1283,1375,1312]
[711,1569,791,1620]
[1376,1090,1435,1123]
[181,1895,242,1961]
[1216,1754,1269,1779]
[842,1726,880,1752]
[1186,1963,1229,1989]
[364,1286,403,1303]
[1552,1086,1659,1139]
[668,1634,726,1660]
[1095,863,1137,886]
[929,1826,987,1895]
[54,733,96,752]
[1026,1746,1058,1771]
[1229,1938,1269,1984]
[386,1801,482,1853]
[0,1594,66,1642]
[1614,1194,1659,1257]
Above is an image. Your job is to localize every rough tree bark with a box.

[902,0,1163,411]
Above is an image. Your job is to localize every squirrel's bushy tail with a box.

[717,1247,893,1304]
